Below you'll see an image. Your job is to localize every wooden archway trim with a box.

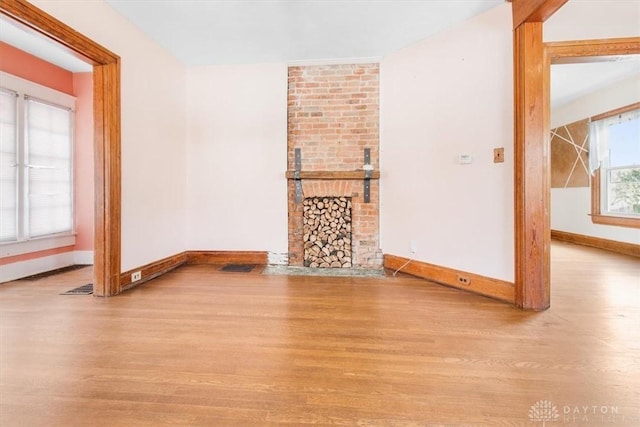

[511,0,567,310]
[0,0,121,296]
[513,0,638,310]
[510,0,568,29]
[546,37,640,63]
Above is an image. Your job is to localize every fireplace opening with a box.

[303,197,352,268]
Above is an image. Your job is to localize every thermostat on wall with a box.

[458,154,473,164]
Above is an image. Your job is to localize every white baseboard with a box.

[74,250,94,265]
[268,251,288,265]
[0,252,76,283]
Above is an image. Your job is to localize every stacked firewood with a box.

[303,197,352,268]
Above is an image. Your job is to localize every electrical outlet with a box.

[131,271,142,282]
[493,147,504,163]
[409,241,418,254]
[456,274,471,285]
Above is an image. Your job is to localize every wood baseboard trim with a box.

[120,252,188,290]
[551,230,640,258]
[186,251,268,265]
[384,254,515,303]
[119,250,269,291]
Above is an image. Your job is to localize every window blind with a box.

[25,97,73,237]
[0,89,18,242]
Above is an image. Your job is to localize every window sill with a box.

[0,234,76,258]
[590,214,640,229]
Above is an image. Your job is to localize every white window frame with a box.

[0,71,76,257]
[589,103,640,229]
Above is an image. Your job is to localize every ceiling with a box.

[104,0,503,65]
[0,0,637,109]
[0,14,91,72]
[551,58,640,107]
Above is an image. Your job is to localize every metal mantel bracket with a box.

[294,148,303,203]
[364,148,371,203]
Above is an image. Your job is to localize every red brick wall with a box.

[287,63,381,268]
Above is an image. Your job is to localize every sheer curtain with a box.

[589,109,640,175]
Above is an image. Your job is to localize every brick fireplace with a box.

[286,63,382,268]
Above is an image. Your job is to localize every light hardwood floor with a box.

[1,242,638,426]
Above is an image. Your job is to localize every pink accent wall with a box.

[73,72,94,252]
[0,43,93,266]
[0,41,74,95]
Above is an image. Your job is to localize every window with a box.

[589,103,640,228]
[0,72,75,247]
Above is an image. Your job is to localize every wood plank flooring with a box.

[1,242,639,426]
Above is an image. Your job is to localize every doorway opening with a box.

[1,0,121,296]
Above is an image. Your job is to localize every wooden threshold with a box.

[384,254,515,303]
[551,230,640,258]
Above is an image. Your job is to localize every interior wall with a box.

[0,41,73,95]
[380,4,514,281]
[544,0,640,42]
[0,42,94,273]
[550,76,640,245]
[72,72,94,262]
[551,76,640,129]
[186,64,288,257]
[30,0,189,272]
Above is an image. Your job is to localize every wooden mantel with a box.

[285,170,380,180]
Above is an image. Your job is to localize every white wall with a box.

[380,4,514,281]
[551,188,640,244]
[550,76,640,245]
[186,64,288,256]
[551,75,640,129]
[31,0,188,271]
[545,0,640,42]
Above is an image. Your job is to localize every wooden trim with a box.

[512,9,638,311]
[590,158,640,230]
[511,0,566,311]
[384,254,515,303]
[93,63,121,296]
[591,102,640,122]
[285,171,380,180]
[551,230,640,258]
[513,22,550,311]
[120,252,188,290]
[186,251,268,265]
[591,215,640,229]
[511,0,568,29]
[546,37,640,64]
[0,0,121,297]
[119,250,268,290]
[0,0,118,64]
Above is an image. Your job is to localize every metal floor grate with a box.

[61,283,93,295]
[220,264,255,273]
